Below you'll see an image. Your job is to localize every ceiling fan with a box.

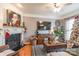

[48,3,72,12]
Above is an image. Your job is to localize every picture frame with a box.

[55,20,60,26]
[5,9,21,27]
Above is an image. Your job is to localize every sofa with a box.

[0,45,17,56]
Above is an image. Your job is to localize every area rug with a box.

[32,45,72,56]
[47,52,72,56]
[32,45,47,56]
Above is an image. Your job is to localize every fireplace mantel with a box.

[1,26,24,50]
[3,26,24,34]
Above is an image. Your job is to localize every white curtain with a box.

[65,18,75,40]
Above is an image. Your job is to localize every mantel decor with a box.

[3,9,21,27]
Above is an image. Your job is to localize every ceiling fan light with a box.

[53,7,62,12]
[49,3,65,12]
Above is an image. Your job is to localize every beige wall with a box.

[23,16,55,41]
[23,17,37,40]
[0,3,24,26]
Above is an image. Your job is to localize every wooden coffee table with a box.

[43,42,67,52]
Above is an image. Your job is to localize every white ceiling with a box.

[14,3,79,19]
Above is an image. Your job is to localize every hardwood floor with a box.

[16,44,32,56]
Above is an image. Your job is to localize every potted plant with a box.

[54,28,64,42]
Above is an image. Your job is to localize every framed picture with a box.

[55,20,60,26]
[6,9,21,27]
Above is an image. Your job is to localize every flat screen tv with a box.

[37,21,51,30]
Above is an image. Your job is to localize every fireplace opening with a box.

[5,33,22,51]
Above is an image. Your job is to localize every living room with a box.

[0,3,79,56]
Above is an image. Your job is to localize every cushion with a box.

[0,49,15,56]
[0,45,9,52]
